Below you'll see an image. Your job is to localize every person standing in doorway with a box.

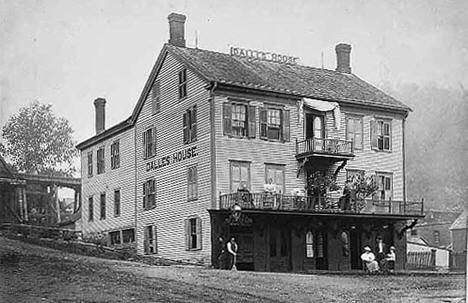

[376,236,387,264]
[227,237,238,270]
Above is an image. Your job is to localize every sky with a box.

[1,0,467,144]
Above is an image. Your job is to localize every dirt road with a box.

[0,236,465,302]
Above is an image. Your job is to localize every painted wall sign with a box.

[146,146,197,172]
[230,46,299,65]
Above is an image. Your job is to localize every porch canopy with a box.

[303,98,341,130]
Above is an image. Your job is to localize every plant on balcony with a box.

[344,173,379,211]
[307,171,340,210]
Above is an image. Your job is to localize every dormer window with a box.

[178,68,187,99]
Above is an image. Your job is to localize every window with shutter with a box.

[178,68,187,99]
[143,128,156,159]
[183,105,197,144]
[371,119,391,152]
[142,179,156,210]
[346,115,363,150]
[259,107,290,141]
[230,161,250,192]
[185,217,202,250]
[88,196,94,222]
[97,146,105,174]
[100,192,106,220]
[87,151,93,177]
[151,80,160,114]
[376,172,393,201]
[114,189,120,217]
[111,140,120,169]
[187,165,198,201]
[223,103,232,135]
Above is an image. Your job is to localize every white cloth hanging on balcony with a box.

[302,98,341,130]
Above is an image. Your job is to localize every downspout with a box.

[134,125,138,251]
[402,117,407,204]
[209,81,218,209]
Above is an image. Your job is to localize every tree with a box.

[0,101,78,175]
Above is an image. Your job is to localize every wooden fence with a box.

[406,250,436,270]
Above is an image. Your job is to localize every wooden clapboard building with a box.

[77,13,424,271]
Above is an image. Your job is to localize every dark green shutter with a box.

[196,217,202,250]
[282,109,290,142]
[183,112,188,144]
[247,105,256,138]
[223,103,232,136]
[259,108,268,139]
[185,219,190,250]
[370,120,378,150]
[191,106,197,141]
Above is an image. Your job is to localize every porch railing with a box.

[296,138,354,158]
[219,192,424,217]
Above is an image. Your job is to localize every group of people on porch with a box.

[361,236,396,273]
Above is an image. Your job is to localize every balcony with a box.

[219,192,424,217]
[296,138,354,160]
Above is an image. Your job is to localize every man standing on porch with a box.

[227,237,238,270]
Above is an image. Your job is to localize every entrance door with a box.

[350,228,362,270]
[305,113,325,151]
[315,231,328,270]
[230,225,254,270]
[269,226,291,272]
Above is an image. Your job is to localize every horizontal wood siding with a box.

[135,52,211,263]
[214,93,305,198]
[81,127,136,236]
[337,106,405,201]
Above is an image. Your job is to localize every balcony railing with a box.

[296,138,354,159]
[219,192,424,217]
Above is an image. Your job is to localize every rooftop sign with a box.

[230,47,299,65]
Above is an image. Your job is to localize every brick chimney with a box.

[94,98,106,135]
[168,13,186,47]
[335,43,352,73]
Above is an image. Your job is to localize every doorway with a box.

[350,227,362,270]
[269,226,291,272]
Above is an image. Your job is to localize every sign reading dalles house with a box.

[230,47,299,65]
[146,146,197,172]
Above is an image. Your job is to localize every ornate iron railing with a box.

[219,192,424,216]
[296,138,354,158]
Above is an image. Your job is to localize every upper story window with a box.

[87,151,93,177]
[187,165,198,201]
[185,217,202,250]
[265,164,285,194]
[178,68,187,99]
[151,80,160,114]
[230,161,250,192]
[143,179,156,210]
[110,140,120,169]
[183,105,197,144]
[346,115,363,150]
[143,127,157,159]
[371,119,391,152]
[375,172,393,201]
[259,107,290,142]
[97,146,105,174]
[223,102,256,138]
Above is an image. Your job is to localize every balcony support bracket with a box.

[333,159,348,179]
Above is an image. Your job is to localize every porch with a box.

[219,192,424,217]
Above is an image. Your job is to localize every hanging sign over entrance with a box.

[230,47,299,65]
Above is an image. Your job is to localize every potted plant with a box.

[344,173,378,211]
[307,171,340,210]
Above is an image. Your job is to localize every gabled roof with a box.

[77,43,411,150]
[0,153,15,180]
[450,211,467,230]
[166,44,411,112]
